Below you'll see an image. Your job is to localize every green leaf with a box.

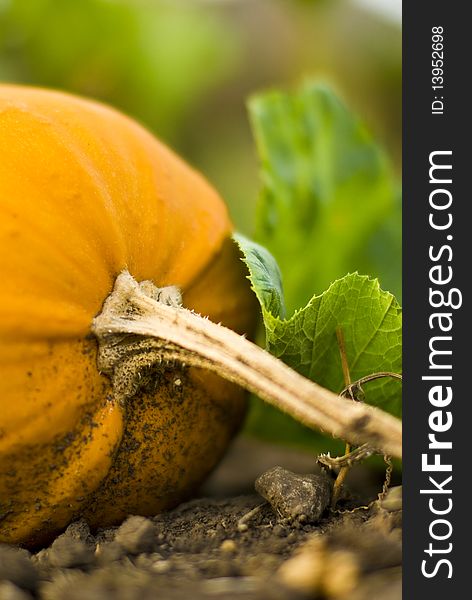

[270,275,401,416]
[249,82,401,313]
[236,235,402,417]
[233,233,286,320]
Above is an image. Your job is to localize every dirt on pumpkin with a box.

[0,438,402,600]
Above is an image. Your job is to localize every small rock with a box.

[255,466,332,523]
[379,485,402,512]
[278,537,360,598]
[219,539,237,554]
[63,520,94,545]
[321,549,360,598]
[0,581,33,600]
[114,516,156,554]
[277,538,325,594]
[0,545,38,591]
[48,536,95,569]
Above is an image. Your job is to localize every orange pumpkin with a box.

[0,85,257,546]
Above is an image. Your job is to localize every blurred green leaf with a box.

[241,83,402,452]
[249,82,401,313]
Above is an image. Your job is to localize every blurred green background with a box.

[0,0,400,236]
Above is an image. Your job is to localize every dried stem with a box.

[92,272,402,459]
[317,444,375,470]
[341,372,402,399]
[331,328,354,507]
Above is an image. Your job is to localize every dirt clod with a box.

[0,581,34,600]
[114,516,157,555]
[0,545,38,591]
[48,536,95,570]
[255,467,332,523]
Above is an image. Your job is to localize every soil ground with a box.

[0,437,402,600]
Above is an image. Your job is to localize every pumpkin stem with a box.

[92,271,402,459]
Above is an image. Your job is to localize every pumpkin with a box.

[0,85,257,546]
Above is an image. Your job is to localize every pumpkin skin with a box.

[0,85,257,546]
